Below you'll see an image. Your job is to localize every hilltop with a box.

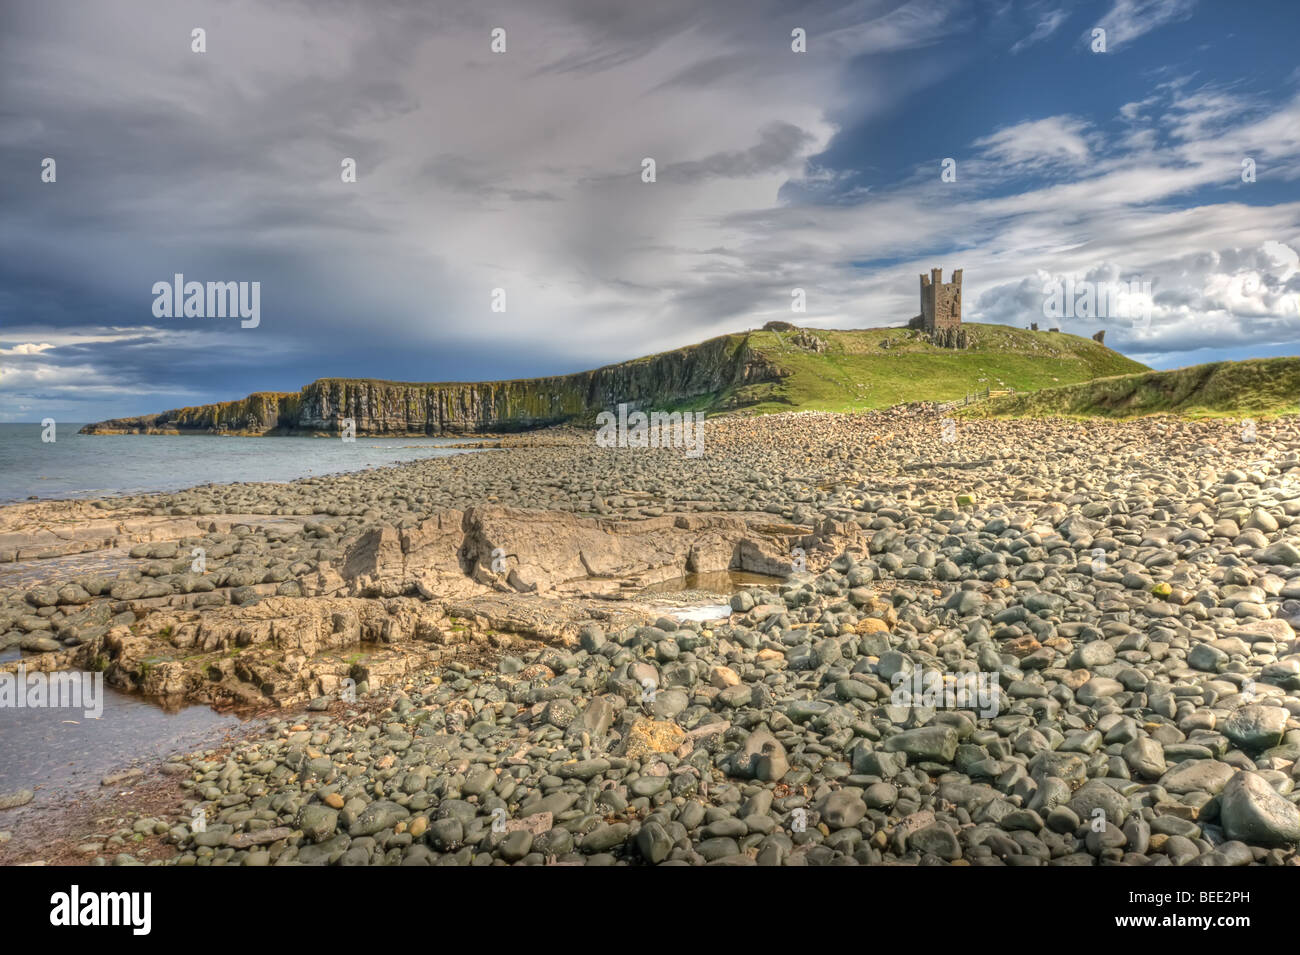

[711,324,1143,414]
[80,323,1147,435]
[966,357,1300,420]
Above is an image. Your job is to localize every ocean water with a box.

[0,423,481,503]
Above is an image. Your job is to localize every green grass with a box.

[714,324,1147,414]
[87,320,1156,432]
[965,357,1300,420]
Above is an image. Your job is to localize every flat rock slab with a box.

[227,827,293,848]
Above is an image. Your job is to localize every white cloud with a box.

[1011,7,1070,54]
[695,82,1300,362]
[1093,0,1197,51]
[0,342,55,356]
[973,116,1093,166]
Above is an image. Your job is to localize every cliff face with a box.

[83,392,300,435]
[81,334,781,436]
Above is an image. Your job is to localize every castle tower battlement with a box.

[919,267,962,333]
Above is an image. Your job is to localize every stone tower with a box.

[919,267,962,333]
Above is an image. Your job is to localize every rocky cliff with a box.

[81,334,781,436]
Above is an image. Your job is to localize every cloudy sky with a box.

[2,0,1299,422]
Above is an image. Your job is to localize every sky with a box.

[2,0,1299,422]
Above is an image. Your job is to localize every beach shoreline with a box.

[2,408,1299,866]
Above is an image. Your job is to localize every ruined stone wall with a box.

[919,267,962,333]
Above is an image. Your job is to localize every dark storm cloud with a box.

[1,0,1297,421]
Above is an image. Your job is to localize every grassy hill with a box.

[82,322,1149,435]
[714,323,1147,413]
[965,357,1300,420]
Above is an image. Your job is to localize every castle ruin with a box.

[908,267,965,346]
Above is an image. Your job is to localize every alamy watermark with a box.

[50,885,150,935]
[595,403,705,458]
[1042,275,1152,329]
[0,666,103,719]
[891,669,1000,718]
[152,274,260,328]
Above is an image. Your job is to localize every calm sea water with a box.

[0,423,481,503]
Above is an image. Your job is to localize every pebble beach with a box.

[2,406,1299,866]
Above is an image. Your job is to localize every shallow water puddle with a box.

[0,676,248,806]
[665,603,732,622]
[641,569,787,622]
[0,547,136,590]
[640,569,786,595]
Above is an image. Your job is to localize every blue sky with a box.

[2,0,1298,421]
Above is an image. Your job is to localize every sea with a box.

[0,423,482,503]
[0,423,486,809]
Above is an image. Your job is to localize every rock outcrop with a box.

[4,505,854,710]
[338,507,834,601]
